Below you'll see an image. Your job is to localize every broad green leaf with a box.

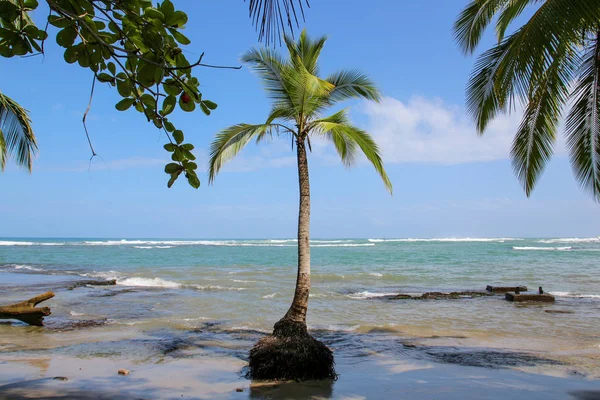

[164,162,180,174]
[161,95,176,116]
[173,130,184,144]
[186,172,200,188]
[115,98,135,111]
[203,100,218,110]
[164,143,176,152]
[56,27,77,48]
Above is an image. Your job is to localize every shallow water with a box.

[1,237,600,382]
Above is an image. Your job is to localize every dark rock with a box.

[390,291,491,300]
[68,279,117,290]
[505,292,555,303]
[53,377,68,381]
[235,388,244,392]
[486,285,528,293]
[118,369,130,376]
[544,309,575,314]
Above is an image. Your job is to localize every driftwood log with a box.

[0,292,54,326]
[505,292,555,303]
[486,285,528,293]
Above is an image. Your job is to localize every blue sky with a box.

[1,0,599,238]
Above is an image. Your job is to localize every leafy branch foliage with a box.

[0,0,220,188]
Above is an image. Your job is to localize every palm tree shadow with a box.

[249,379,334,399]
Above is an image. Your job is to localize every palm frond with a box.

[510,45,574,196]
[284,30,327,75]
[466,36,514,133]
[565,34,600,201]
[246,0,310,46]
[0,92,37,172]
[242,47,294,108]
[326,70,381,105]
[310,109,357,166]
[467,0,595,133]
[310,109,392,193]
[494,0,532,42]
[284,59,334,121]
[208,123,276,183]
[454,0,511,54]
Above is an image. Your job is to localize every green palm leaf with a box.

[311,109,392,193]
[456,0,600,201]
[454,0,511,54]
[510,46,575,196]
[326,70,381,104]
[209,30,390,196]
[208,123,279,183]
[0,91,37,172]
[565,35,600,200]
[242,47,294,109]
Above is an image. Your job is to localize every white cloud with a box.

[362,96,524,165]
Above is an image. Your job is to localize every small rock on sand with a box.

[236,388,244,392]
[118,369,130,376]
[53,377,68,381]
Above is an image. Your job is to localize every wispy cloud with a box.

[361,96,567,165]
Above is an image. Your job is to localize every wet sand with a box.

[1,352,599,399]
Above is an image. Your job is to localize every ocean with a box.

[1,237,600,388]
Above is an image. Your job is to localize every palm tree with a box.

[454,1,600,201]
[208,30,392,380]
[0,91,37,172]
[0,1,37,172]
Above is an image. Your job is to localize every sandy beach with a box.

[1,349,600,399]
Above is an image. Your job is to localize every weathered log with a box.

[505,292,555,303]
[0,292,54,326]
[68,279,117,290]
[486,285,528,293]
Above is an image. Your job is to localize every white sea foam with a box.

[367,238,519,243]
[190,284,246,291]
[310,324,361,332]
[232,279,258,283]
[538,238,600,244]
[550,292,600,299]
[348,291,398,300]
[312,244,374,247]
[513,246,572,251]
[262,293,278,299]
[155,246,173,249]
[368,272,383,277]
[134,246,154,249]
[6,264,45,272]
[118,277,182,288]
[69,311,85,316]
[0,241,35,246]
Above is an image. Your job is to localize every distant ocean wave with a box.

[537,238,600,244]
[0,241,65,246]
[513,246,572,251]
[116,277,245,291]
[367,238,520,243]
[550,292,600,299]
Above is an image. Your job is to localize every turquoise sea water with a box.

[1,237,600,378]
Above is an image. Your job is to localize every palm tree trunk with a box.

[280,136,311,325]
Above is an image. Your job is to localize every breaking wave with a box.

[367,238,519,243]
[550,292,600,299]
[513,246,572,251]
[537,238,600,244]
